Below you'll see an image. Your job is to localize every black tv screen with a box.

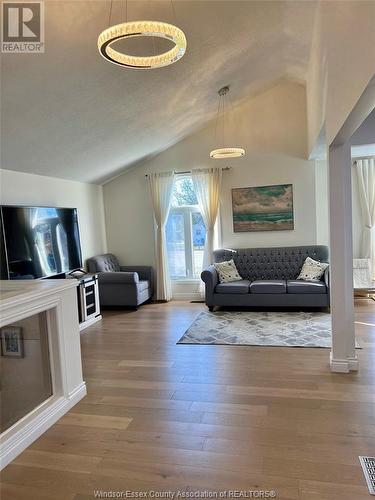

[1,206,83,280]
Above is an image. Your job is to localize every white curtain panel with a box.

[355,158,375,278]
[353,258,373,288]
[192,167,223,270]
[148,171,175,301]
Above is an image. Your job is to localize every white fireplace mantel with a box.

[0,279,86,469]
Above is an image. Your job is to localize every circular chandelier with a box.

[210,147,245,159]
[210,86,246,159]
[98,0,186,70]
[98,20,186,69]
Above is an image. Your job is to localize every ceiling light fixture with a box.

[210,147,245,159]
[210,86,246,159]
[98,1,186,69]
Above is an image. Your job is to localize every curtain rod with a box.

[352,156,375,164]
[145,166,231,177]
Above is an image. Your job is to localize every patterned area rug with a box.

[178,310,360,348]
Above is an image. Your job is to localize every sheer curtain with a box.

[148,171,175,301]
[355,157,375,278]
[192,167,223,271]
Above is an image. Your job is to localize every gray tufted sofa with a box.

[201,245,330,310]
[87,253,154,308]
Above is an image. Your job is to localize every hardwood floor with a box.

[1,300,374,500]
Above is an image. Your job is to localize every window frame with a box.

[167,174,204,281]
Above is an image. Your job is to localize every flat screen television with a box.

[1,206,83,280]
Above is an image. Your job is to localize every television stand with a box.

[68,273,102,331]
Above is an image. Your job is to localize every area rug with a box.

[178,310,361,348]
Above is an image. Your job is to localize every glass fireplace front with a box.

[0,312,53,432]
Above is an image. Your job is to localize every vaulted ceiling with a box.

[1,0,317,183]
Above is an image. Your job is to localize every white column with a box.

[328,141,358,372]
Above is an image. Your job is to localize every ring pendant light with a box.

[98,1,187,69]
[210,86,246,159]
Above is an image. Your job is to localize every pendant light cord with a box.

[108,0,113,27]
[222,92,226,147]
[170,0,178,24]
[148,0,157,56]
[213,87,232,149]
[214,94,221,147]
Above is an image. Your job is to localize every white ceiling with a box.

[1,0,317,184]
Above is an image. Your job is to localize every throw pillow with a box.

[214,259,242,283]
[297,257,329,282]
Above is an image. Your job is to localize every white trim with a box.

[0,281,85,468]
[169,204,204,280]
[0,280,77,311]
[172,292,202,301]
[172,279,202,301]
[328,142,357,372]
[0,383,86,470]
[330,352,359,373]
[79,314,102,331]
[348,356,359,371]
[172,279,200,284]
[0,296,61,328]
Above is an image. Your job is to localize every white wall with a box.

[307,0,375,152]
[311,157,371,258]
[351,110,375,146]
[0,169,107,266]
[309,157,367,257]
[351,111,375,258]
[351,167,363,259]
[314,159,329,246]
[306,1,327,156]
[103,81,317,279]
[220,154,316,249]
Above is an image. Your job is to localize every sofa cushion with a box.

[214,259,242,283]
[297,257,329,282]
[137,280,150,293]
[215,280,251,294]
[250,280,286,294]
[287,280,327,294]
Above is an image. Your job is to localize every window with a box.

[166,175,206,279]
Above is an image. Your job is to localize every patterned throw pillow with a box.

[214,259,242,283]
[297,257,329,282]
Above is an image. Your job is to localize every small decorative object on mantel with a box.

[231,184,294,232]
[1,326,24,358]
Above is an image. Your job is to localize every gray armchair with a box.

[86,254,154,308]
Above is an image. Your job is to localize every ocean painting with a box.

[232,184,294,232]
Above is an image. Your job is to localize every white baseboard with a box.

[330,352,359,373]
[172,292,203,301]
[172,281,202,302]
[348,356,359,371]
[0,382,86,470]
[79,314,102,331]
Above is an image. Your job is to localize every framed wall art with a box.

[1,326,24,358]
[232,184,294,232]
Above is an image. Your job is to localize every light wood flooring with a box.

[1,300,374,500]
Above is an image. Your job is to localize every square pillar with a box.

[328,141,358,372]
